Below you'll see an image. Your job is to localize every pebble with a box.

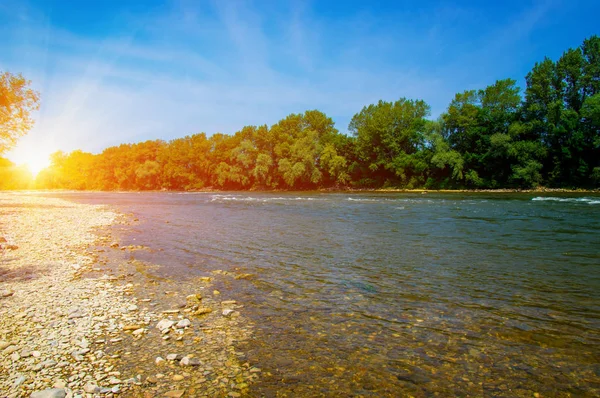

[164,390,185,398]
[222,309,235,317]
[176,319,191,329]
[172,374,184,381]
[180,357,202,366]
[30,389,67,398]
[156,319,176,331]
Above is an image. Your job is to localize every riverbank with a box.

[0,193,257,397]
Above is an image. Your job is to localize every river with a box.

[48,192,600,397]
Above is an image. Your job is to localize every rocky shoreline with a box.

[0,193,257,397]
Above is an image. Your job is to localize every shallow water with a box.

[46,192,600,397]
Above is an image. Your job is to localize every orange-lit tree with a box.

[0,71,39,154]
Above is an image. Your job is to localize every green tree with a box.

[350,98,430,187]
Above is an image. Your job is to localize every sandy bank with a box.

[0,193,257,397]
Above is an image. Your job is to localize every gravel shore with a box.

[0,193,257,398]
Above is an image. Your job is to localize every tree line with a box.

[2,36,599,191]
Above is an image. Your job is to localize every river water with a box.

[49,192,600,397]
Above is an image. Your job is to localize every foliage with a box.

[0,72,39,153]
[7,35,599,191]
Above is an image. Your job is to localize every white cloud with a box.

[2,0,562,165]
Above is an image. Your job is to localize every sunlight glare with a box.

[8,144,53,177]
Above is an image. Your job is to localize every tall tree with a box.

[349,98,430,187]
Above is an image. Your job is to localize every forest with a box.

[1,36,599,191]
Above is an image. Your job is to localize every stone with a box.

[175,319,191,329]
[155,356,165,366]
[156,319,176,331]
[83,383,99,394]
[194,307,212,316]
[3,345,18,354]
[132,328,145,336]
[123,324,143,331]
[0,340,10,350]
[13,375,26,388]
[222,309,234,317]
[30,389,67,398]
[1,290,15,298]
[172,375,184,381]
[164,390,185,398]
[127,304,138,311]
[146,376,157,384]
[186,294,202,303]
[166,353,182,361]
[180,357,201,366]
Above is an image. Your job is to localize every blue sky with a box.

[1,0,599,165]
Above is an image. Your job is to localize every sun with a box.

[22,152,51,177]
[7,143,53,177]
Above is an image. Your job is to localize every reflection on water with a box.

[49,192,600,397]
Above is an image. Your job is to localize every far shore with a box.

[2,187,599,194]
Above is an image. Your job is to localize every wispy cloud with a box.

[1,0,596,164]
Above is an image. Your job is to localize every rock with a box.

[155,356,165,366]
[1,290,15,298]
[213,290,221,295]
[222,309,234,317]
[32,350,42,358]
[0,341,10,350]
[127,304,138,311]
[83,383,99,393]
[221,300,237,305]
[110,242,119,248]
[180,357,201,366]
[146,376,157,384]
[10,352,21,361]
[186,294,202,303]
[228,393,241,398]
[12,375,26,388]
[175,319,191,329]
[166,353,182,361]
[156,319,176,331]
[172,374,184,381]
[123,324,143,331]
[132,328,145,336]
[162,309,180,314]
[164,390,185,398]
[194,307,212,316]
[30,389,67,398]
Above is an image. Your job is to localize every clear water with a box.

[50,192,600,397]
